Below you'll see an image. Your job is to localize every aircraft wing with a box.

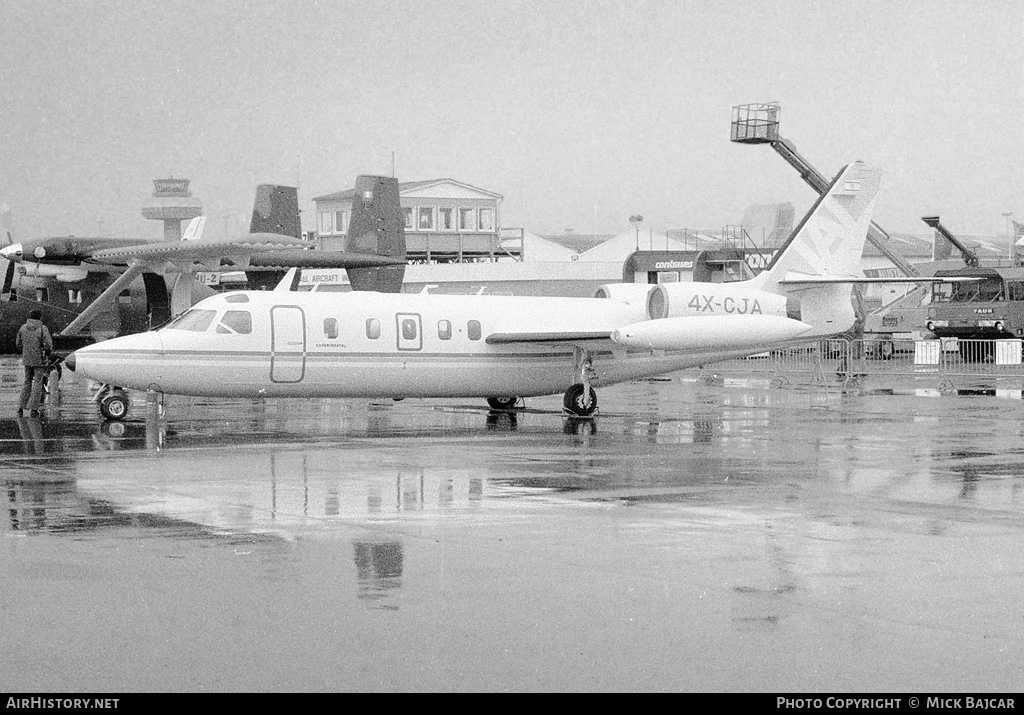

[246,249,407,269]
[83,233,306,264]
[485,331,613,345]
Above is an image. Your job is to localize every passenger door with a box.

[271,305,305,382]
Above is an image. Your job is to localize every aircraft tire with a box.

[562,383,597,417]
[486,396,518,410]
[100,391,130,421]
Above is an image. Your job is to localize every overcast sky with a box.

[1,0,1021,241]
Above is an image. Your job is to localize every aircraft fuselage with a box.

[69,289,797,399]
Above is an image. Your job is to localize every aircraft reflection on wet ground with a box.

[4,358,1024,691]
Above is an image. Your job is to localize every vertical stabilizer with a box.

[753,161,882,336]
[250,185,301,239]
[345,175,407,293]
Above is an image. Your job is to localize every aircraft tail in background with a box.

[344,175,407,293]
[249,185,302,239]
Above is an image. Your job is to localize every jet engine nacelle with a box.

[646,282,787,321]
[594,282,654,305]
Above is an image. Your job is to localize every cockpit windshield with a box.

[166,309,216,332]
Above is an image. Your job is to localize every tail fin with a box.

[181,215,206,242]
[752,161,882,336]
[250,185,301,239]
[1,204,12,247]
[345,175,407,293]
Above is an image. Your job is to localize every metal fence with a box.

[696,338,1024,393]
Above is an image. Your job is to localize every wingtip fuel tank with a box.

[611,314,812,352]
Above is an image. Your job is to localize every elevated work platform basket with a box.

[731,103,780,144]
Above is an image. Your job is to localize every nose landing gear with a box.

[95,385,130,421]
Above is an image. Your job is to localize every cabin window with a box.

[323,317,339,339]
[1008,282,1024,301]
[438,208,453,231]
[167,309,216,332]
[216,310,252,335]
[458,208,476,231]
[418,207,435,230]
[932,283,952,303]
[438,319,452,340]
[467,319,481,341]
[401,318,418,340]
[366,318,381,339]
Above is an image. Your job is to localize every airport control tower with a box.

[141,178,202,241]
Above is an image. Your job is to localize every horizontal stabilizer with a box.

[779,275,982,286]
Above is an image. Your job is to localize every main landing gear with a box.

[562,347,598,417]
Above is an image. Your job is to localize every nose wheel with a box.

[96,386,130,421]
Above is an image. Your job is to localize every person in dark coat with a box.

[16,308,53,415]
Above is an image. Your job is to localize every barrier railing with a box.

[696,338,1024,391]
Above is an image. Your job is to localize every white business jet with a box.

[67,162,883,420]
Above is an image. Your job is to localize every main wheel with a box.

[100,390,130,421]
[562,383,597,417]
[486,396,519,410]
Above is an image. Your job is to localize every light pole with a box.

[1004,211,1014,265]
[629,215,643,250]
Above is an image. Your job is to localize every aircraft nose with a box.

[0,243,23,260]
[64,351,76,372]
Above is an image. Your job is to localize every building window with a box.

[334,210,349,235]
[459,208,476,231]
[418,207,435,230]
[403,207,414,229]
[319,210,334,235]
[467,319,481,341]
[478,207,495,232]
[366,318,381,339]
[438,208,453,231]
[67,289,83,305]
[323,317,339,339]
[438,319,452,340]
[36,288,48,302]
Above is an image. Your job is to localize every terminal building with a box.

[313,179,515,262]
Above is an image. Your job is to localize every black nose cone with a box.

[64,352,76,372]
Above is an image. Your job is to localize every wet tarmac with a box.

[2,357,1024,692]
